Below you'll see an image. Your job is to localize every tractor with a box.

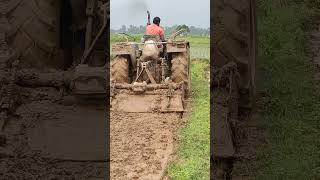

[110,28,191,113]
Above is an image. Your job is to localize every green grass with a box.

[167,59,210,180]
[110,34,142,43]
[176,36,210,47]
[257,1,320,179]
[110,34,209,46]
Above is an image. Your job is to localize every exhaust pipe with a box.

[147,11,151,25]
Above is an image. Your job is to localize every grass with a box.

[167,59,210,180]
[256,1,320,179]
[110,34,142,43]
[176,36,210,47]
[110,34,209,46]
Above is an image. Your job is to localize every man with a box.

[146,17,165,41]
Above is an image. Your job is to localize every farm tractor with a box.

[110,29,191,113]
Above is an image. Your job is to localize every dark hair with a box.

[153,17,161,25]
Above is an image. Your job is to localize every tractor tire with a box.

[5,0,63,69]
[212,0,257,107]
[171,52,189,88]
[111,56,129,83]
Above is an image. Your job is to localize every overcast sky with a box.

[110,0,210,29]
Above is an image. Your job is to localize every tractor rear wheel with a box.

[5,0,62,69]
[171,52,190,91]
[212,0,257,107]
[111,56,129,83]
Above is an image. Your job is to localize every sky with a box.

[110,0,210,29]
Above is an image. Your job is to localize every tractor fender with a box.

[167,42,189,53]
[111,43,137,69]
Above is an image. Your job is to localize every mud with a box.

[212,92,266,179]
[110,111,183,180]
[0,85,109,179]
[231,104,266,179]
[211,63,266,179]
[111,88,184,113]
[211,87,235,179]
[0,0,110,178]
[0,156,108,179]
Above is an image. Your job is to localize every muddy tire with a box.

[171,52,189,89]
[212,0,257,107]
[4,0,63,69]
[111,56,129,83]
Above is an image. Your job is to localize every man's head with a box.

[153,17,161,26]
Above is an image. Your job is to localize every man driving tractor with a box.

[146,16,165,41]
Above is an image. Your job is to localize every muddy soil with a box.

[231,103,266,179]
[110,112,183,180]
[211,65,266,179]
[0,156,108,179]
[211,92,266,179]
[0,87,108,179]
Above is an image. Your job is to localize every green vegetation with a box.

[110,34,142,43]
[111,25,209,37]
[257,1,320,179]
[110,34,209,45]
[167,59,210,180]
[176,36,209,47]
[110,34,210,59]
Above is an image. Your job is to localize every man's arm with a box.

[159,28,165,41]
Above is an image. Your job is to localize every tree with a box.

[176,24,190,36]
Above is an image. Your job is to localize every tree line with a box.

[111,25,210,37]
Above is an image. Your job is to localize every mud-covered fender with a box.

[111,43,138,69]
[167,41,190,53]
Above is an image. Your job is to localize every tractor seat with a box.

[143,35,161,42]
[143,35,163,52]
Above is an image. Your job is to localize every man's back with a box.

[146,24,164,40]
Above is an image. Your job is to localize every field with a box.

[110,34,210,179]
[110,34,210,59]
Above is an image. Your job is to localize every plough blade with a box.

[110,83,185,113]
